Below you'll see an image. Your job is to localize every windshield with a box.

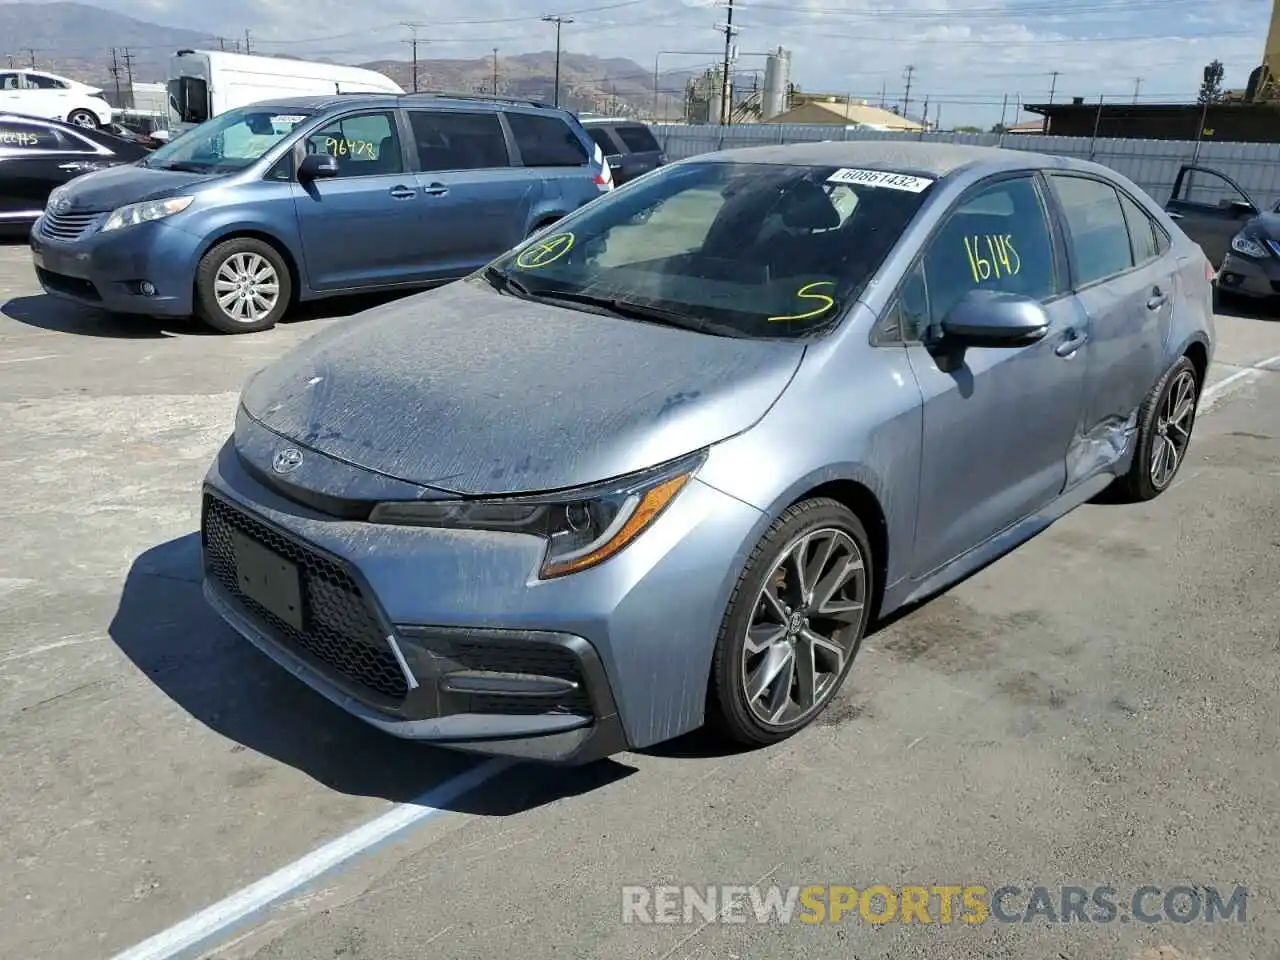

[145,105,312,173]
[488,160,935,338]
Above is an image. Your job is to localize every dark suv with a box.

[30,93,613,332]
[579,117,665,186]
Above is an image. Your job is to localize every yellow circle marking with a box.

[516,232,575,269]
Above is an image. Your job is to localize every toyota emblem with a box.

[272,447,303,474]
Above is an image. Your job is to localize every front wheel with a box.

[1117,356,1199,501]
[707,498,874,746]
[67,109,99,128]
[194,238,292,334]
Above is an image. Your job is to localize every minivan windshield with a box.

[144,105,313,173]
[486,160,935,339]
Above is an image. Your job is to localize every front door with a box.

[904,174,1089,577]
[1165,164,1258,268]
[291,109,427,291]
[404,108,533,280]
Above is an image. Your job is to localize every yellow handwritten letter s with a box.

[768,281,836,322]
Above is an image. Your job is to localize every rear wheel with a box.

[67,109,98,128]
[1117,356,1199,501]
[707,498,874,746]
[194,237,292,334]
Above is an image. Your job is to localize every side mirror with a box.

[298,153,339,180]
[1228,198,1257,217]
[938,289,1050,349]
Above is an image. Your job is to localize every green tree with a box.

[954,124,982,133]
[1198,60,1225,104]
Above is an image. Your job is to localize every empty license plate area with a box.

[232,529,305,631]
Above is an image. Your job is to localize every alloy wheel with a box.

[214,252,280,325]
[1150,369,1197,489]
[741,527,867,727]
[70,113,95,127]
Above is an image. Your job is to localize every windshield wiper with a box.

[526,289,745,337]
[483,265,534,300]
[154,160,212,173]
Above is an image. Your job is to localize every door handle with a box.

[1147,288,1168,310]
[389,185,416,199]
[422,182,449,196]
[1055,330,1088,358]
[1167,211,1183,220]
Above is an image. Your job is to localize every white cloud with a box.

[25,0,1275,126]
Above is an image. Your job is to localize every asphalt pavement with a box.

[1,240,1278,960]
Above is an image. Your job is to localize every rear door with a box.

[291,109,427,290]
[1046,173,1165,453]
[1165,165,1258,267]
[504,110,595,208]
[405,107,531,279]
[0,118,67,225]
[0,71,39,117]
[611,122,664,183]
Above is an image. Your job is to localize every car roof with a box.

[250,92,576,117]
[578,116,647,125]
[701,139,1102,180]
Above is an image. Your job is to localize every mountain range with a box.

[0,1,699,116]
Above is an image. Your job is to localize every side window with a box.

[51,129,99,153]
[1118,191,1159,265]
[304,111,402,178]
[916,176,1057,333]
[27,74,68,90]
[586,127,616,155]
[1153,222,1171,255]
[0,121,59,151]
[0,72,20,91]
[615,123,660,153]
[1049,175,1134,286]
[506,112,588,167]
[407,110,509,172]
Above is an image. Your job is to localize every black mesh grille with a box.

[442,639,592,715]
[40,211,103,242]
[202,494,408,702]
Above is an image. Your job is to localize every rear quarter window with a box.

[506,112,588,167]
[614,123,660,153]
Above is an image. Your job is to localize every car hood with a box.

[55,163,218,212]
[241,280,805,496]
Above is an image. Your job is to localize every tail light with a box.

[1205,258,1215,283]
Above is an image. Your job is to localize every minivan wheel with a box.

[707,498,874,747]
[1117,355,1199,501]
[194,237,292,334]
[67,109,98,128]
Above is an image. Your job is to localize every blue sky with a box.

[36,0,1279,126]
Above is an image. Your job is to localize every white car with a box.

[0,69,113,128]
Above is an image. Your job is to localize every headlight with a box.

[44,185,69,210]
[368,451,705,579]
[1230,231,1269,259]
[101,196,193,232]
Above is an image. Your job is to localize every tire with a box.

[706,498,875,747]
[67,109,99,128]
[194,237,292,334]
[1116,355,1200,502]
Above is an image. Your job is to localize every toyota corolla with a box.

[200,141,1214,764]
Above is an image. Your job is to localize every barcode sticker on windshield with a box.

[273,115,307,124]
[827,168,934,192]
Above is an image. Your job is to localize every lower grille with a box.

[201,494,409,702]
[40,211,102,242]
[35,267,100,301]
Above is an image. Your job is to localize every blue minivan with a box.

[29,93,614,332]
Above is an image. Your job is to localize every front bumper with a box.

[29,215,199,317]
[1216,251,1280,300]
[199,438,763,763]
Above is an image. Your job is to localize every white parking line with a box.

[109,756,512,960]
[1201,353,1280,409]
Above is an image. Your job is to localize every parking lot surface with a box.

[2,240,1279,960]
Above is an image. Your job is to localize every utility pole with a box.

[122,47,135,107]
[28,49,37,68]
[492,48,499,94]
[1132,76,1142,103]
[878,78,886,108]
[542,15,573,107]
[920,96,928,136]
[717,0,738,125]
[901,64,915,117]
[244,30,252,55]
[109,48,122,107]
[217,36,226,52]
[997,92,1009,142]
[401,22,427,92]
[1048,70,1059,103]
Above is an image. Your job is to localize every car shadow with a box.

[110,533,636,814]
[1216,294,1280,322]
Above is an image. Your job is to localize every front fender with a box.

[177,199,309,290]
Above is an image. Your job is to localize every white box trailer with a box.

[166,49,404,134]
